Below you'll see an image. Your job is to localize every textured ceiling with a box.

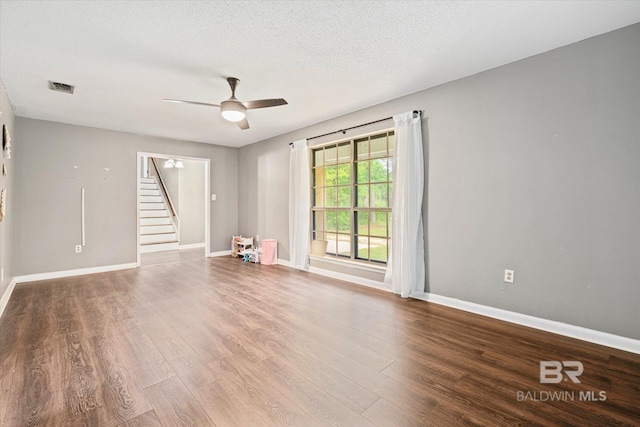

[1,1,639,148]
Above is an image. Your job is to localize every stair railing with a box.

[150,157,181,242]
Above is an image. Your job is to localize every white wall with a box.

[152,158,206,247]
[0,80,16,302]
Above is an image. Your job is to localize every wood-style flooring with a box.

[140,247,205,267]
[0,256,638,426]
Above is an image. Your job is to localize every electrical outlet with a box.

[256,234,260,241]
[75,245,82,253]
[504,269,514,283]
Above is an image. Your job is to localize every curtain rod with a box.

[289,110,422,146]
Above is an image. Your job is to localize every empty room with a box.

[0,1,639,426]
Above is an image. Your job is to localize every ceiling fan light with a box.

[220,102,246,122]
[164,159,175,168]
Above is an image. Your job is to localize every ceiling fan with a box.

[163,77,287,130]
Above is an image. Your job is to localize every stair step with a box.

[141,233,177,244]
[141,210,168,218]
[140,202,165,210]
[140,241,179,253]
[138,176,176,251]
[141,225,174,234]
[141,217,171,225]
[141,195,163,203]
[141,239,178,245]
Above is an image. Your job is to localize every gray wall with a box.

[152,157,180,214]
[239,23,640,340]
[0,81,16,299]
[239,137,291,259]
[14,119,238,275]
[177,159,205,246]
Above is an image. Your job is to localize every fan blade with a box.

[162,99,220,108]
[243,98,288,110]
[237,117,250,130]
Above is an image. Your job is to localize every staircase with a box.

[139,177,179,253]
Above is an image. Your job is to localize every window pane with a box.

[314,166,325,187]
[370,183,388,208]
[326,187,337,207]
[325,210,337,231]
[337,234,351,257]
[338,143,350,163]
[356,211,369,235]
[356,137,369,160]
[357,184,369,207]
[370,133,387,159]
[337,164,351,185]
[357,161,369,183]
[325,165,337,186]
[337,211,351,234]
[356,236,369,260]
[370,237,388,263]
[311,131,392,265]
[325,146,337,164]
[314,187,324,207]
[370,159,387,183]
[370,211,387,237]
[337,186,350,207]
[325,233,337,255]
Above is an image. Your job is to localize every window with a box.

[312,130,394,264]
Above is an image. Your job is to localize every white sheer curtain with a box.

[288,139,311,270]
[384,111,426,297]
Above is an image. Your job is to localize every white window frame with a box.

[311,129,394,265]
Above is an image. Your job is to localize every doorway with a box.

[136,152,210,267]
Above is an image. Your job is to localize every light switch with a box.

[211,194,217,201]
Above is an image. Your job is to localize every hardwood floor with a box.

[1,256,639,426]
[140,247,205,267]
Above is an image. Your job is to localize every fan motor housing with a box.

[220,99,246,122]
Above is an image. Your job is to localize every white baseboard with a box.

[412,292,640,355]
[308,265,390,293]
[282,261,639,354]
[13,263,138,284]
[0,279,17,319]
[277,258,290,267]
[179,243,205,250]
[9,257,637,354]
[207,250,231,258]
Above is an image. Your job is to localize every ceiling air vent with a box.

[48,80,75,94]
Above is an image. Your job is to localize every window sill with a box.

[308,254,387,274]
